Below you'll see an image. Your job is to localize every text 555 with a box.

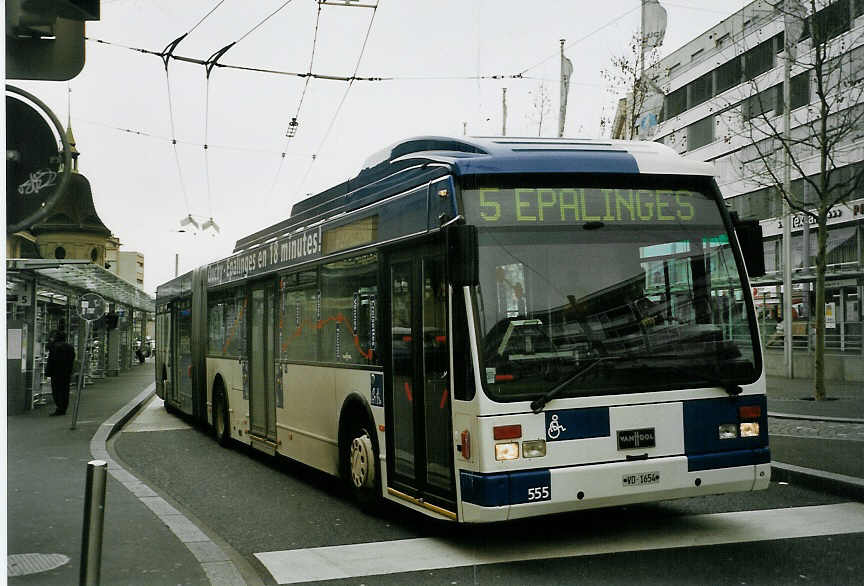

[527,486,550,501]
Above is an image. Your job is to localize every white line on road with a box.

[255,502,864,584]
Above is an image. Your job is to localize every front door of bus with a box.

[248,281,277,443]
[386,252,455,510]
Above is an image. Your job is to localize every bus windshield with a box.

[463,184,759,400]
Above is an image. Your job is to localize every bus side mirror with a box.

[446,224,479,287]
[732,215,765,278]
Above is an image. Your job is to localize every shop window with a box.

[318,254,378,365]
[280,270,320,363]
[686,115,715,150]
[54,246,66,259]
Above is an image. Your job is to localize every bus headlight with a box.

[718,424,738,439]
[740,422,760,437]
[522,440,546,458]
[495,442,519,461]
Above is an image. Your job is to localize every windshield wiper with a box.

[530,357,611,413]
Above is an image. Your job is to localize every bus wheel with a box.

[213,386,230,447]
[344,421,380,508]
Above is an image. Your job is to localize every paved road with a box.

[112,397,864,585]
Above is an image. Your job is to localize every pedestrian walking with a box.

[46,331,75,416]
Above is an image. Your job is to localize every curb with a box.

[89,384,252,586]
[768,412,864,424]
[772,461,864,502]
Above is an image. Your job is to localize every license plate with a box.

[617,428,656,450]
[622,471,660,487]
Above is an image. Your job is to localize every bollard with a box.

[80,460,107,586]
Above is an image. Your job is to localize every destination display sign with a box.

[208,226,322,287]
[463,188,716,226]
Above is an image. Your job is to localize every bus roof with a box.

[234,136,714,252]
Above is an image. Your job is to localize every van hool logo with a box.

[617,428,656,450]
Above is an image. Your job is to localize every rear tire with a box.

[342,418,381,509]
[213,386,230,447]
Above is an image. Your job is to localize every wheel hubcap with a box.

[350,432,375,489]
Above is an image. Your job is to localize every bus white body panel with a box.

[276,364,384,478]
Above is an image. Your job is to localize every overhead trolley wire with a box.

[297,1,380,194]
[517,6,640,76]
[268,1,325,200]
[199,0,297,224]
[158,0,228,223]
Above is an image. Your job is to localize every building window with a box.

[744,39,775,80]
[801,0,851,43]
[689,72,713,108]
[716,57,743,94]
[790,71,810,109]
[743,85,781,120]
[663,86,687,120]
[54,246,66,259]
[686,116,715,150]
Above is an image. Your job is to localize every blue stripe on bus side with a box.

[460,469,552,507]
[545,407,610,442]
[460,470,509,507]
[682,395,769,454]
[687,447,771,472]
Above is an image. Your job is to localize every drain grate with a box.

[7,553,70,577]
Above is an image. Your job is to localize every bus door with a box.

[248,280,277,446]
[386,249,456,511]
[172,298,193,412]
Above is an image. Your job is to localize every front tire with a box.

[342,419,381,509]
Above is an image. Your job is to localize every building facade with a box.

[616,0,864,380]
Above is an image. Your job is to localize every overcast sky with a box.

[17,0,743,295]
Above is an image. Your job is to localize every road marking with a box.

[255,502,864,584]
[122,396,191,432]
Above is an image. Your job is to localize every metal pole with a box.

[782,39,794,378]
[501,88,507,136]
[70,320,90,430]
[80,460,107,586]
[175,253,179,278]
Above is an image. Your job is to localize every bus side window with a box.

[452,288,475,401]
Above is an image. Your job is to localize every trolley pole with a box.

[80,460,107,586]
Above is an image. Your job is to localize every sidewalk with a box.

[766,375,864,501]
[6,362,210,585]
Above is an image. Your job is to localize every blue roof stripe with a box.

[449,150,640,176]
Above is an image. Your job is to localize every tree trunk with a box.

[813,207,828,401]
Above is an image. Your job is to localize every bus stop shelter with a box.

[6,259,155,414]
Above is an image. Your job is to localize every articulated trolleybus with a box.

[155,137,770,523]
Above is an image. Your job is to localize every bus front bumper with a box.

[459,450,771,523]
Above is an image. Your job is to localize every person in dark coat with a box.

[46,331,75,416]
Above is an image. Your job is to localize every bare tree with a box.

[735,0,864,399]
[527,81,552,136]
[601,32,663,139]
